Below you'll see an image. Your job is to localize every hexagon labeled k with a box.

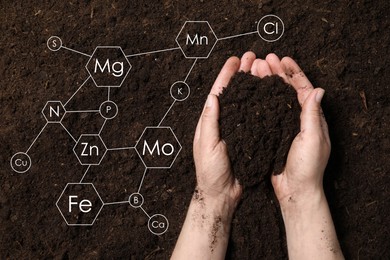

[86,46,131,87]
[73,134,107,165]
[135,127,182,169]
[56,183,104,226]
[176,21,218,59]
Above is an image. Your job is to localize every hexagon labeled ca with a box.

[86,46,131,87]
[56,183,104,226]
[42,101,66,123]
[73,134,107,165]
[135,127,182,169]
[176,21,218,59]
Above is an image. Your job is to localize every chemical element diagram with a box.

[11,16,284,235]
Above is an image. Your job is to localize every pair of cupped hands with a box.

[193,52,331,210]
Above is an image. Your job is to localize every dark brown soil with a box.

[1,0,389,259]
[220,73,300,259]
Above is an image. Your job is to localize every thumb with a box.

[300,88,325,132]
[200,94,221,149]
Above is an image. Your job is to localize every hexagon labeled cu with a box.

[176,21,218,59]
[73,134,107,165]
[135,127,182,169]
[86,46,132,87]
[56,183,104,226]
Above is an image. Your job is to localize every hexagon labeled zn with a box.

[86,46,132,87]
[176,21,218,59]
[42,101,66,123]
[135,127,182,169]
[56,183,104,226]
[73,134,107,165]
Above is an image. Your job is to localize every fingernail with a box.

[206,94,213,107]
[316,89,325,103]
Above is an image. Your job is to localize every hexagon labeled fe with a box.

[176,21,218,59]
[73,134,107,165]
[56,183,104,226]
[86,46,132,87]
[135,127,182,169]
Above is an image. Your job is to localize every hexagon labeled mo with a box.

[86,46,132,87]
[175,21,218,59]
[56,183,104,226]
[135,127,182,169]
[73,134,107,165]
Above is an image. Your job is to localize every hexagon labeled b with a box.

[135,127,182,169]
[73,134,107,165]
[56,183,104,226]
[86,46,131,87]
[176,21,218,59]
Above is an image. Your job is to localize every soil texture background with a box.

[1,0,389,259]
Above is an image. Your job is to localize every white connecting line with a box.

[126,47,181,58]
[79,165,91,183]
[25,122,49,154]
[64,76,91,108]
[61,45,92,58]
[217,30,258,41]
[158,58,198,127]
[138,168,148,193]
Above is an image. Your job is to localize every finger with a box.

[239,51,256,73]
[256,59,272,78]
[200,94,221,149]
[210,56,240,95]
[265,53,288,82]
[250,59,260,77]
[300,88,325,133]
[281,57,314,106]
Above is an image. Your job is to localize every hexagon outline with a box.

[85,46,132,88]
[41,100,66,123]
[55,182,104,226]
[175,21,218,59]
[135,126,182,169]
[73,134,108,166]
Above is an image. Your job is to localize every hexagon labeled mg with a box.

[176,21,218,59]
[73,134,107,165]
[56,183,104,226]
[86,46,131,87]
[135,127,182,169]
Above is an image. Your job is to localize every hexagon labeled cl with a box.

[86,46,132,87]
[135,127,182,169]
[73,134,107,165]
[176,21,218,59]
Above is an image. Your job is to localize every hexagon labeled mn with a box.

[86,46,131,87]
[176,21,218,59]
[56,183,104,226]
[73,134,107,165]
[135,127,182,169]
[42,101,66,123]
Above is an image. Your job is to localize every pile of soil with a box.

[1,0,389,259]
[220,73,301,259]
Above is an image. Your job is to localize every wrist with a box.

[279,189,327,222]
[192,187,239,219]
